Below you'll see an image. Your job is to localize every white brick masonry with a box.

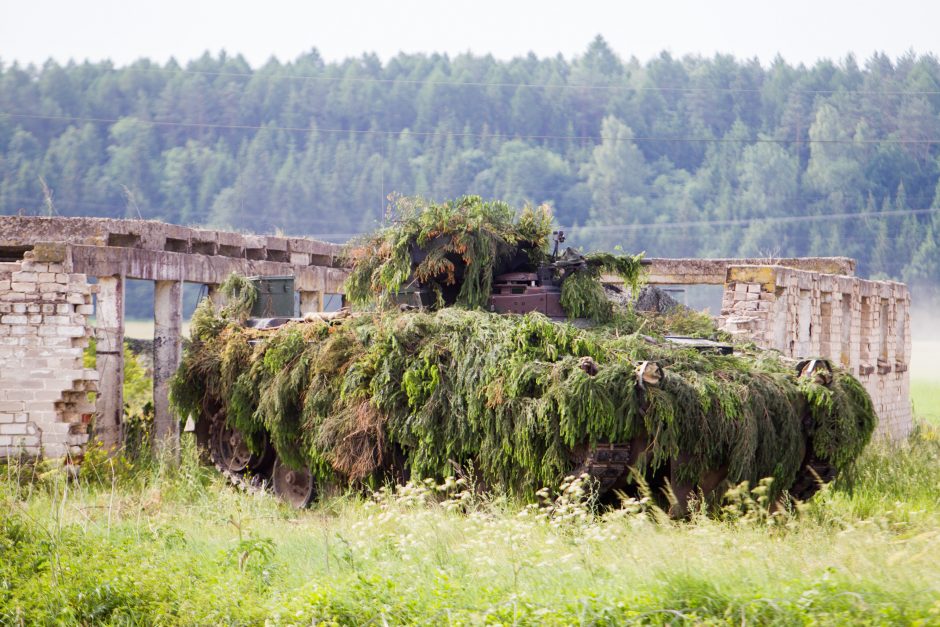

[718,265,912,439]
[0,253,98,457]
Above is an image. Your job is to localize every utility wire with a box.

[568,207,940,232]
[4,111,940,145]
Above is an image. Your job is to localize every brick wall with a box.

[718,265,912,439]
[0,252,98,458]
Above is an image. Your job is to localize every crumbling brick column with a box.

[0,254,97,458]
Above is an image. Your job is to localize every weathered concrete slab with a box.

[64,245,347,291]
[0,216,345,269]
[603,257,856,285]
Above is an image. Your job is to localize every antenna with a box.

[551,230,565,260]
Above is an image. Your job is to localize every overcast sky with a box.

[2,0,938,69]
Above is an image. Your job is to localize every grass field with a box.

[911,339,940,426]
[3,426,940,625]
[912,380,940,424]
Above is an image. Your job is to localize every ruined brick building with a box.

[1,217,346,457]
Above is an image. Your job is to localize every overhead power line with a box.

[4,111,940,145]
[569,207,940,232]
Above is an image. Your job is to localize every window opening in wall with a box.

[819,296,833,358]
[773,287,788,353]
[163,238,189,254]
[878,298,892,374]
[896,300,907,368]
[879,299,890,360]
[182,283,203,333]
[660,288,685,308]
[106,233,140,248]
[0,245,31,262]
[859,296,873,375]
[840,293,852,368]
[797,289,812,356]
[665,284,724,311]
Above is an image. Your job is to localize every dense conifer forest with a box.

[2,37,940,288]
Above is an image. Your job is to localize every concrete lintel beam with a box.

[290,252,312,266]
[0,216,344,260]
[242,234,266,250]
[619,257,857,286]
[265,235,289,251]
[66,244,348,290]
[288,237,339,258]
[137,223,191,251]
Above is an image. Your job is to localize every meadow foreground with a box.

[2,422,939,626]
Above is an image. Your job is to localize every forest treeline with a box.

[2,37,940,288]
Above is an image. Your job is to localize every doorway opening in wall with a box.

[841,294,853,368]
[797,289,813,357]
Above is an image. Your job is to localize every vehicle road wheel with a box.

[272,457,316,508]
[212,422,253,473]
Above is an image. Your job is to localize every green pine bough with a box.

[343,195,643,314]
[559,251,646,322]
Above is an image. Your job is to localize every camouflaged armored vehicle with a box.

[172,197,876,514]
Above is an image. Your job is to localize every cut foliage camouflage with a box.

[171,196,876,515]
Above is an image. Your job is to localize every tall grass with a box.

[2,425,940,625]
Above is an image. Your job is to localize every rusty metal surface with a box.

[489,272,565,316]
